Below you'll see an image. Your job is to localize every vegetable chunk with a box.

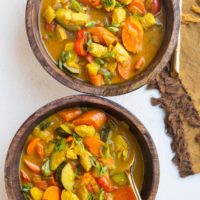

[61,190,80,200]
[141,13,156,30]
[73,110,107,130]
[44,6,56,24]
[89,43,108,58]
[42,186,60,200]
[75,125,96,137]
[61,163,75,191]
[112,43,130,63]
[56,25,67,41]
[122,17,144,53]
[112,8,126,24]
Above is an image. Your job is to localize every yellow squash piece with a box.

[114,135,129,160]
[56,25,67,41]
[79,151,92,171]
[89,43,108,58]
[112,7,126,24]
[61,190,80,200]
[77,186,90,200]
[71,13,88,25]
[75,125,96,137]
[112,43,130,62]
[86,62,100,76]
[117,0,131,5]
[30,187,43,200]
[141,13,156,30]
[44,6,56,24]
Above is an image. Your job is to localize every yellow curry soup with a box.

[40,0,164,86]
[19,108,144,200]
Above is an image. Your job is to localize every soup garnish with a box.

[20,108,144,200]
[40,0,164,86]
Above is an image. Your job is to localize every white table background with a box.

[0,0,199,199]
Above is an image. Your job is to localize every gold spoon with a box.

[125,158,142,200]
[124,149,142,200]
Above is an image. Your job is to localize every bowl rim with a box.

[4,95,160,200]
[25,0,180,96]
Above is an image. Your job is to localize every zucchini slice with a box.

[50,150,66,171]
[61,163,75,191]
[63,63,80,74]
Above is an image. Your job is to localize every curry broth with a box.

[39,0,164,85]
[19,108,144,199]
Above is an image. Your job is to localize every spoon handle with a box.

[126,172,142,200]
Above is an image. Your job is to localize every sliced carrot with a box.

[122,17,144,53]
[27,137,40,155]
[134,56,145,70]
[36,142,45,158]
[66,136,74,142]
[73,110,107,130]
[77,0,101,7]
[58,108,82,122]
[89,74,104,86]
[128,0,146,15]
[83,137,104,156]
[88,27,118,46]
[20,170,30,182]
[42,186,61,200]
[117,60,133,80]
[113,186,137,200]
[24,159,41,173]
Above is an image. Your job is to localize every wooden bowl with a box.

[5,95,159,200]
[25,0,180,96]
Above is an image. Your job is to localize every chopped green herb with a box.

[132,13,142,20]
[115,1,125,7]
[102,51,114,58]
[91,158,107,177]
[95,58,105,66]
[86,35,92,51]
[107,26,120,33]
[85,21,97,27]
[100,68,111,84]
[54,138,66,151]
[111,22,121,27]
[88,193,95,200]
[70,0,84,12]
[108,119,117,131]
[98,188,104,200]
[58,58,63,70]
[41,159,52,177]
[39,121,54,131]
[21,183,32,193]
[102,0,116,8]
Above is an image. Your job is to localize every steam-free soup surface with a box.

[20,108,144,200]
[40,0,164,86]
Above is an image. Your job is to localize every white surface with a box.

[0,1,199,200]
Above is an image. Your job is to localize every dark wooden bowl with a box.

[5,95,159,200]
[25,0,180,96]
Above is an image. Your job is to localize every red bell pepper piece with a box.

[74,30,88,56]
